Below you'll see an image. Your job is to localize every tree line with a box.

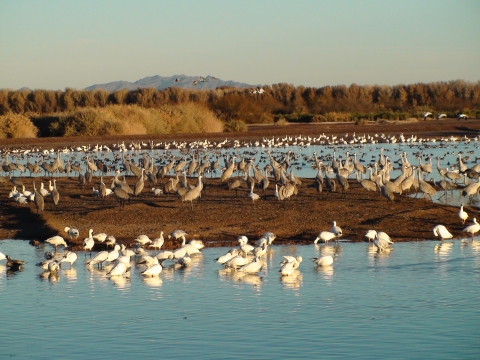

[1,79,478,123]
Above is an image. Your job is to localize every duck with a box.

[6,255,25,270]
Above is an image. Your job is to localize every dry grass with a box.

[0,112,38,138]
[50,103,223,136]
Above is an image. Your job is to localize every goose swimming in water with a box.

[141,263,162,277]
[312,255,334,266]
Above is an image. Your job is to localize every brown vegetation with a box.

[0,79,478,138]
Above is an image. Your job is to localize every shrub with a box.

[355,118,369,125]
[224,119,248,132]
[0,112,37,138]
[310,114,327,123]
[274,117,289,126]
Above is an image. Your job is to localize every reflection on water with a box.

[1,239,480,359]
[280,270,302,289]
[142,276,163,287]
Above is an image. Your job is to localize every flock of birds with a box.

[1,206,478,281]
[3,129,480,213]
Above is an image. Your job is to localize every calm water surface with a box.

[1,239,480,359]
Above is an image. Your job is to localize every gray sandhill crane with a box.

[324,171,336,194]
[458,154,468,173]
[356,171,377,192]
[51,179,60,210]
[99,176,107,199]
[220,155,236,182]
[228,177,243,197]
[181,171,195,190]
[353,153,366,174]
[134,168,145,196]
[182,175,203,209]
[445,168,462,182]
[417,155,433,174]
[114,186,129,208]
[86,155,98,173]
[461,179,480,198]
[436,157,447,178]
[33,182,44,213]
[336,172,349,195]
[174,157,187,174]
[187,155,198,176]
[84,167,92,184]
[210,155,221,175]
[432,178,457,197]
[259,168,270,198]
[401,169,416,194]
[417,168,436,200]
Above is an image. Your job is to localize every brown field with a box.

[1,118,479,249]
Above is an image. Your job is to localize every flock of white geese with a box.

[1,206,479,282]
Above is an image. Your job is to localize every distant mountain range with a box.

[85,75,258,92]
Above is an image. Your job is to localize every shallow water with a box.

[1,239,480,359]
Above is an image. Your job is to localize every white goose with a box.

[64,227,79,239]
[459,204,468,224]
[107,261,130,277]
[83,229,95,256]
[314,231,337,244]
[59,251,78,269]
[331,221,343,237]
[463,218,480,240]
[312,255,334,266]
[141,263,162,277]
[149,231,164,249]
[134,234,152,246]
[45,236,68,252]
[214,249,239,264]
[432,225,453,241]
[238,256,263,274]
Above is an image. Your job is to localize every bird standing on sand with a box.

[459,204,468,224]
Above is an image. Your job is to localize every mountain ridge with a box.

[85,74,258,91]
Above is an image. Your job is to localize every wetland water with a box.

[1,239,479,359]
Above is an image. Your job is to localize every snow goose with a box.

[433,225,453,241]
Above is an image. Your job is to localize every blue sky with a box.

[1,0,479,90]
